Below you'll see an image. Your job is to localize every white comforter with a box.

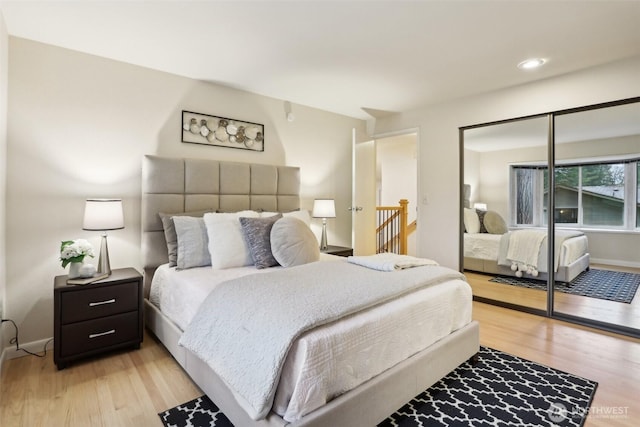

[178,259,468,421]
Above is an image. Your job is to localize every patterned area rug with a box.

[489,268,640,304]
[159,347,597,427]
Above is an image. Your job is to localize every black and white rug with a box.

[490,268,640,304]
[159,347,597,427]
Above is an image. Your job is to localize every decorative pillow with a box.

[159,209,213,267]
[172,216,211,270]
[204,210,260,269]
[262,209,311,228]
[484,210,508,234]
[239,214,283,269]
[463,208,481,234]
[476,209,488,233]
[270,217,320,267]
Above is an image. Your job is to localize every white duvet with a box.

[150,257,472,422]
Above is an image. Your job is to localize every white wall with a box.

[0,10,8,364]
[375,56,640,269]
[5,37,364,347]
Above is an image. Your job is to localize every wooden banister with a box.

[376,199,414,254]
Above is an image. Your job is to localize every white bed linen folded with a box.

[347,253,438,271]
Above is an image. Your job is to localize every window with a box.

[511,158,639,230]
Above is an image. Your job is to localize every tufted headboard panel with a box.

[141,155,300,293]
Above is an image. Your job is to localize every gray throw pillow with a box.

[484,210,508,234]
[270,217,320,267]
[239,214,283,269]
[172,216,211,270]
[159,209,213,267]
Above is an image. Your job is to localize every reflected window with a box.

[515,168,535,224]
[512,159,636,229]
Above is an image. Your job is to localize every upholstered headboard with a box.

[141,155,300,293]
[463,184,471,208]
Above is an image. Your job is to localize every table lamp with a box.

[83,198,124,275]
[312,199,336,250]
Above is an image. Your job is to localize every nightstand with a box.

[321,245,354,257]
[54,267,143,370]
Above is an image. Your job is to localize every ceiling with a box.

[2,1,640,120]
[464,100,640,152]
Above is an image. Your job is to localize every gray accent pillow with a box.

[270,217,320,267]
[484,210,508,234]
[159,209,213,267]
[476,209,488,233]
[239,214,283,269]
[172,216,211,270]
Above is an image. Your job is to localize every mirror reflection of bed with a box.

[461,100,640,332]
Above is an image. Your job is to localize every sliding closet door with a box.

[462,116,550,313]
[552,101,640,334]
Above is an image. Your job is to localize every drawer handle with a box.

[89,298,116,307]
[89,329,116,339]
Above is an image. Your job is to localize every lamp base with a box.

[320,219,328,250]
[97,233,112,276]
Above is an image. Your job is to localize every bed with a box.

[142,154,479,426]
[462,207,590,282]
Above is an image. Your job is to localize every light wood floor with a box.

[466,263,640,330]
[1,302,639,426]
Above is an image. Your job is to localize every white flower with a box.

[60,239,95,267]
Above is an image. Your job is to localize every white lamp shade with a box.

[473,203,487,211]
[83,199,124,231]
[312,199,336,218]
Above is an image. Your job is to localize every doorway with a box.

[352,130,418,256]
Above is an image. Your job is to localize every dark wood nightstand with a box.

[321,245,354,257]
[54,267,143,370]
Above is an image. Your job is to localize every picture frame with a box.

[181,110,264,152]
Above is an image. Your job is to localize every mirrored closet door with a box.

[462,115,549,313]
[553,101,640,333]
[461,97,640,337]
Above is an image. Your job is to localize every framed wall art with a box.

[181,110,264,152]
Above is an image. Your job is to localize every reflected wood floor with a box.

[1,303,639,426]
[466,263,640,330]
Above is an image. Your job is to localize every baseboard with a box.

[2,337,53,360]
[590,258,640,269]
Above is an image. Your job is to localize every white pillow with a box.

[172,216,211,270]
[270,217,320,267]
[261,210,311,228]
[463,208,481,234]
[203,210,260,269]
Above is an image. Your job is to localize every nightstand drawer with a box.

[60,282,139,324]
[59,311,139,357]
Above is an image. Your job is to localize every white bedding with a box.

[463,233,503,261]
[149,257,472,422]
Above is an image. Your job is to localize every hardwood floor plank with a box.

[1,307,638,426]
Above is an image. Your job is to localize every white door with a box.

[352,128,376,255]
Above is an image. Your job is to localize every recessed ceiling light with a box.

[517,58,546,70]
